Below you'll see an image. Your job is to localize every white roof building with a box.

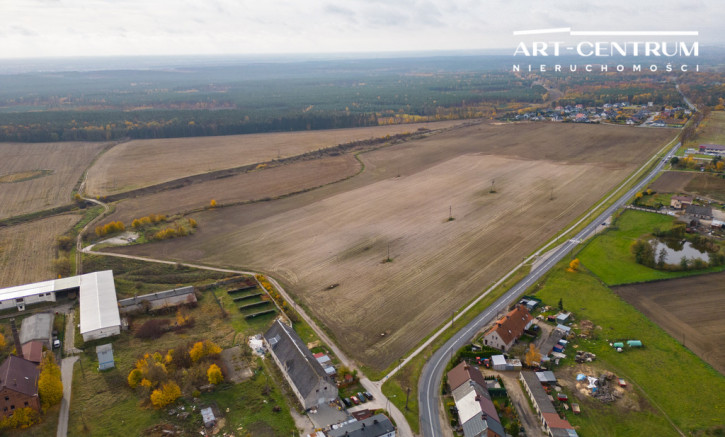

[0,271,121,342]
[79,271,121,341]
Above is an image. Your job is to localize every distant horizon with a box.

[1,45,724,75]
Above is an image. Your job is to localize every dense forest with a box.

[1,53,724,142]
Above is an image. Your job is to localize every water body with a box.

[651,239,710,264]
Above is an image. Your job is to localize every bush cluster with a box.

[95,220,125,237]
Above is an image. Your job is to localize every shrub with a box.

[0,407,39,430]
[150,381,181,408]
[128,368,143,388]
[189,340,222,363]
[207,364,223,385]
[135,319,169,339]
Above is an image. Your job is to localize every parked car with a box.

[341,397,352,408]
[618,378,627,388]
[53,339,61,349]
[350,396,360,405]
[356,392,366,403]
[363,392,374,401]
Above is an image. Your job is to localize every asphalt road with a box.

[418,141,681,437]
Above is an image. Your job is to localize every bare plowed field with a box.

[648,171,695,193]
[0,214,80,287]
[649,171,725,202]
[85,121,465,196]
[104,154,360,224]
[112,123,673,370]
[614,273,725,375]
[0,142,106,219]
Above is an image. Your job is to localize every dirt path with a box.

[56,356,79,437]
[496,371,543,437]
[83,247,413,437]
[63,310,82,355]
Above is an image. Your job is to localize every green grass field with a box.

[578,210,725,285]
[532,262,725,435]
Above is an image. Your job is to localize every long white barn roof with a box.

[0,270,120,334]
[79,271,121,334]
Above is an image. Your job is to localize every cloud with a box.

[0,0,719,58]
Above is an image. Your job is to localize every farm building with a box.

[117,286,196,315]
[96,344,115,370]
[536,371,557,384]
[19,313,54,349]
[698,144,725,156]
[555,312,571,324]
[491,355,507,371]
[0,355,41,417]
[0,271,121,342]
[686,204,713,220]
[483,305,533,351]
[263,319,337,410]
[327,413,396,437]
[520,371,578,437]
[670,195,693,210]
[79,271,121,341]
[0,278,62,311]
[20,341,44,364]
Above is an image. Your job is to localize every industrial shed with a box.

[117,286,196,314]
[19,313,54,349]
[79,271,121,341]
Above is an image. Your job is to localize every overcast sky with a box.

[0,0,721,59]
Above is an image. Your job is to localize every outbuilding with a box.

[19,313,54,349]
[491,355,507,371]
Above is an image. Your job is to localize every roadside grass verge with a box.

[530,260,725,434]
[379,267,530,433]
[578,210,725,285]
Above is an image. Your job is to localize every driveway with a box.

[56,356,79,437]
[495,371,543,437]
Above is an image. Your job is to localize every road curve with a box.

[418,141,681,437]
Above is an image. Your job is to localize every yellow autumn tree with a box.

[150,381,181,408]
[189,340,222,362]
[128,368,143,388]
[566,258,580,273]
[38,353,63,411]
[210,199,217,208]
[207,364,223,385]
[0,333,6,350]
[525,343,542,367]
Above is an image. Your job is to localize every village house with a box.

[483,305,533,351]
[0,355,41,417]
[447,362,505,437]
[263,319,338,410]
[670,195,693,210]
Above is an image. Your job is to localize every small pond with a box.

[651,239,710,264]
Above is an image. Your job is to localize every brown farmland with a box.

[0,141,106,219]
[104,154,360,224]
[614,273,725,375]
[110,122,674,370]
[648,171,695,193]
[85,120,465,196]
[649,170,725,202]
[0,214,80,287]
